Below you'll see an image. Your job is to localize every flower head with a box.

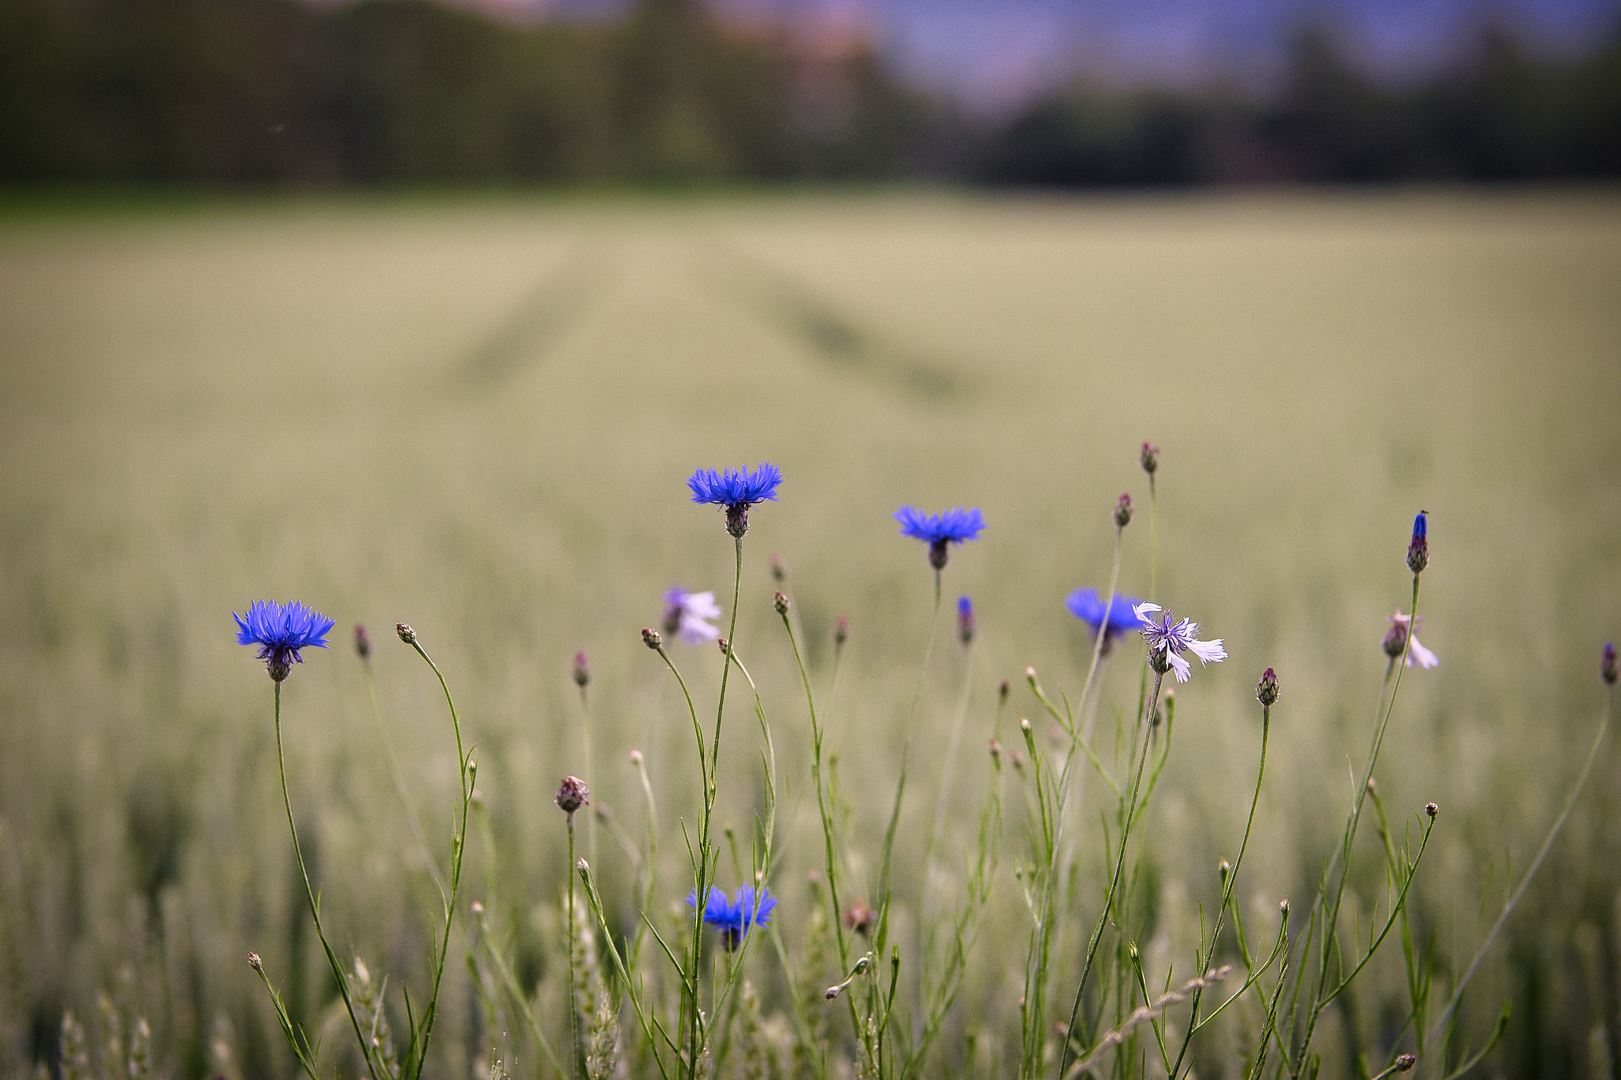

[894,505,985,570]
[687,884,776,951]
[572,651,592,688]
[354,624,371,659]
[234,601,335,681]
[957,595,976,646]
[555,775,589,815]
[1257,667,1280,706]
[661,587,722,645]
[1382,611,1438,669]
[1133,602,1227,684]
[1113,493,1133,529]
[688,463,782,538]
[1066,588,1143,655]
[1407,512,1428,575]
[1140,442,1160,475]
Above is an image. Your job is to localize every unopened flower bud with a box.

[572,650,591,687]
[629,748,644,767]
[555,775,589,815]
[717,637,730,656]
[1383,621,1408,658]
[989,738,1002,763]
[1257,667,1279,707]
[247,952,263,972]
[1114,493,1133,529]
[576,857,589,873]
[1425,802,1438,820]
[998,678,1011,703]
[833,615,849,648]
[354,624,371,659]
[1603,642,1617,687]
[844,898,874,936]
[396,622,416,645]
[1407,512,1428,575]
[641,627,661,650]
[1395,1054,1416,1072]
[1140,442,1159,475]
[957,595,975,646]
[773,590,789,616]
[471,900,484,916]
[1218,859,1231,884]
[769,553,787,583]
[1280,898,1290,917]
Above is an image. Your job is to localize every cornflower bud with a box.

[1218,859,1231,885]
[957,595,975,646]
[998,678,1011,704]
[1425,802,1438,819]
[1383,620,1408,658]
[247,952,263,972]
[1114,493,1133,529]
[1603,642,1617,686]
[769,553,787,583]
[773,590,789,616]
[641,627,661,650]
[1395,1054,1416,1072]
[354,624,371,659]
[396,622,416,645]
[555,775,588,815]
[1257,667,1279,706]
[1407,512,1428,575]
[1140,442,1159,475]
[628,749,643,766]
[833,615,849,649]
[572,650,591,687]
[988,738,1002,763]
[717,637,730,656]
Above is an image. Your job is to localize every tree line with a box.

[1,0,1617,186]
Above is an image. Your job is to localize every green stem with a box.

[273,681,383,1080]
[567,814,581,1080]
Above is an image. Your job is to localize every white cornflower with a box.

[662,587,722,645]
[1382,611,1438,669]
[1133,602,1227,683]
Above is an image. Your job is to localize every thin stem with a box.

[360,655,440,884]
[470,906,567,1079]
[273,682,383,1080]
[1425,685,1615,1052]
[1058,669,1164,1073]
[1167,706,1271,1080]
[567,815,581,1080]
[577,682,598,871]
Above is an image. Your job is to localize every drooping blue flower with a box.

[687,884,777,951]
[1066,588,1143,654]
[688,462,782,538]
[234,600,335,681]
[894,505,985,570]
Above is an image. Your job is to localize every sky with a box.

[498,0,1621,108]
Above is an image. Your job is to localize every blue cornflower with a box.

[894,505,985,570]
[234,600,335,682]
[688,462,782,538]
[687,884,776,951]
[1407,511,1428,575]
[1066,587,1143,656]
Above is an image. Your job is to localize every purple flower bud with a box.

[1603,642,1617,687]
[396,622,416,645]
[555,775,589,815]
[832,615,849,649]
[354,624,371,659]
[1114,493,1133,529]
[1407,511,1428,575]
[774,590,790,616]
[957,595,975,646]
[1257,667,1279,706]
[641,627,661,650]
[1140,442,1159,475]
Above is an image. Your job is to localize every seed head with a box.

[1407,512,1428,575]
[641,627,661,650]
[396,622,416,645]
[1140,442,1159,475]
[773,590,790,616]
[1603,642,1617,687]
[1257,667,1280,707]
[1114,492,1133,529]
[1396,1054,1416,1072]
[555,776,589,815]
[354,624,371,659]
[1425,802,1438,820]
[572,650,591,687]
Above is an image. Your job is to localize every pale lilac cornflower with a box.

[1383,611,1438,669]
[662,587,722,645]
[1133,602,1226,683]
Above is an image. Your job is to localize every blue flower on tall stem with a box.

[234,600,335,681]
[1066,587,1142,656]
[894,505,985,570]
[688,462,782,538]
[687,884,776,951]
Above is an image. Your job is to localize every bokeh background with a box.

[2,2,1621,1079]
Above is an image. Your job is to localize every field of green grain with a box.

[1,191,1619,1079]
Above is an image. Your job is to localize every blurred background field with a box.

[1,189,1619,1077]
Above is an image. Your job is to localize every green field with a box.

[2,191,1619,1079]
